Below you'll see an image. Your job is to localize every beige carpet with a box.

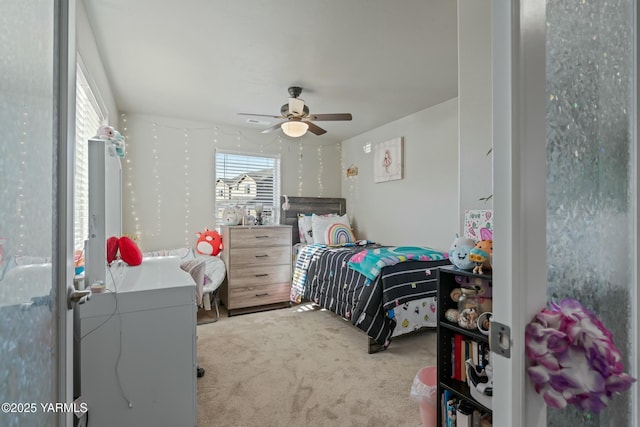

[196,303,436,427]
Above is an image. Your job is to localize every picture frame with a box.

[373,137,403,183]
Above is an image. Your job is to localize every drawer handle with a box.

[255,273,269,277]
[255,235,270,239]
[255,293,269,297]
[255,254,269,258]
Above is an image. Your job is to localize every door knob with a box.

[67,287,92,309]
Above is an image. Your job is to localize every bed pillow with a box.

[325,223,356,246]
[298,213,337,244]
[297,214,314,244]
[312,213,350,244]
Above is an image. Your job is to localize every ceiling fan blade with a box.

[238,113,285,119]
[307,113,352,121]
[261,122,286,134]
[305,121,327,136]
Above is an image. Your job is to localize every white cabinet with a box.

[79,256,197,427]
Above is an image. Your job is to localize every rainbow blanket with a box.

[347,246,448,281]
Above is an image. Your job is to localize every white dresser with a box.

[79,256,197,427]
[220,225,292,315]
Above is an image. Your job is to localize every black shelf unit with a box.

[437,265,492,426]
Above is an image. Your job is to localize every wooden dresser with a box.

[219,225,292,315]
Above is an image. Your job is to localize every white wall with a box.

[340,98,459,251]
[457,0,493,228]
[120,113,342,251]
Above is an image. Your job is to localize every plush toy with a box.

[112,130,126,158]
[95,125,115,139]
[105,236,142,266]
[74,250,85,275]
[222,206,242,225]
[196,229,223,256]
[469,240,492,275]
[95,125,126,158]
[449,236,476,270]
[458,307,480,330]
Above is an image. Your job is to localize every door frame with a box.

[492,1,639,426]
[54,0,76,425]
[492,0,556,425]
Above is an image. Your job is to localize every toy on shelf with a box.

[469,240,492,275]
[95,125,126,158]
[449,236,476,270]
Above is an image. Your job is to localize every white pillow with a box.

[298,213,337,244]
[311,213,350,244]
[297,214,314,244]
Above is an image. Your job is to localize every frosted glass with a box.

[0,0,57,426]
[546,0,633,425]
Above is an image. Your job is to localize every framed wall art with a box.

[373,137,403,183]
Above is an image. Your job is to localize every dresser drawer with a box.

[227,264,291,288]
[227,283,291,309]
[228,227,291,248]
[229,246,291,268]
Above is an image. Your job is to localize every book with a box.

[445,393,457,427]
[456,401,474,427]
[472,409,482,427]
[453,334,463,380]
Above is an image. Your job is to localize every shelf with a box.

[438,264,493,279]
[437,266,493,426]
[439,380,492,413]
[439,320,489,343]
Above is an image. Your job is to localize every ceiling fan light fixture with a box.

[281,121,308,137]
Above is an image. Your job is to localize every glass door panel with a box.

[546,0,635,425]
[0,0,61,425]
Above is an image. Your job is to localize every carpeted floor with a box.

[196,303,437,427]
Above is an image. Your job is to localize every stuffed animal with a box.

[106,235,142,266]
[112,130,126,158]
[95,125,126,158]
[469,240,492,275]
[222,206,242,225]
[95,125,115,139]
[449,236,476,270]
[196,229,223,256]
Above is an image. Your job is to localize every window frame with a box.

[74,56,107,251]
[214,149,281,226]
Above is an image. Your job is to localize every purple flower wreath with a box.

[525,298,636,413]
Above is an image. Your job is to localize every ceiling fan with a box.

[238,86,352,137]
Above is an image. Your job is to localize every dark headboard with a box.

[280,196,347,244]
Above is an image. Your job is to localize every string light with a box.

[184,128,191,246]
[16,111,28,255]
[120,118,287,244]
[317,145,323,196]
[151,122,162,238]
[122,113,141,245]
[298,141,304,196]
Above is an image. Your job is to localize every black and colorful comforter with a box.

[292,244,449,349]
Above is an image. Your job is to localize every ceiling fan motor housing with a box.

[281,102,309,118]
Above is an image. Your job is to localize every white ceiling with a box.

[84,0,458,142]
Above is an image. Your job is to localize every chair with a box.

[201,280,222,321]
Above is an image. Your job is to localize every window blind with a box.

[74,63,106,251]
[214,150,281,225]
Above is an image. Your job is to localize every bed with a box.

[280,196,450,352]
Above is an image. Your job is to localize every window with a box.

[74,61,106,251]
[214,150,280,225]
